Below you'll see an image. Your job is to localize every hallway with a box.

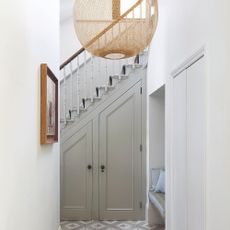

[61,221,164,230]
[1,0,230,230]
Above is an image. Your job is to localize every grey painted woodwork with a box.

[61,81,144,221]
[99,81,142,220]
[61,122,93,220]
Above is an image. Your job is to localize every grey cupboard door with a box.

[99,81,143,220]
[61,122,93,220]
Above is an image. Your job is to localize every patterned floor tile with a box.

[61,221,164,230]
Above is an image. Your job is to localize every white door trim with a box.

[171,46,205,78]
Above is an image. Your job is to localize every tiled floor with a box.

[61,221,164,230]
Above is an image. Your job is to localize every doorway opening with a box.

[147,85,165,227]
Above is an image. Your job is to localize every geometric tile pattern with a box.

[61,221,164,230]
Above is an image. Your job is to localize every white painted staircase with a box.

[60,51,148,133]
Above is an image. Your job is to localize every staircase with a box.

[60,52,148,131]
[60,0,157,132]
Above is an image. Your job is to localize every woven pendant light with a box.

[73,0,158,59]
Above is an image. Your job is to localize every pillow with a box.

[151,168,161,191]
[155,169,165,194]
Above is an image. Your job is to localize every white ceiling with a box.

[60,0,74,22]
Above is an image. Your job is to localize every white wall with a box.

[60,0,81,64]
[147,0,230,229]
[60,17,82,64]
[0,1,60,230]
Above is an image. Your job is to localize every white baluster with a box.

[69,61,73,111]
[105,58,108,91]
[84,51,87,100]
[90,55,94,102]
[112,58,115,76]
[140,1,143,47]
[143,0,146,18]
[98,57,101,87]
[134,55,137,69]
[140,1,142,19]
[119,59,122,79]
[132,9,135,67]
[76,56,80,115]
[63,67,67,124]
[126,56,129,66]
[125,15,128,46]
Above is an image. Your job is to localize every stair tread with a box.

[126,63,143,68]
[60,50,148,129]
[111,74,128,78]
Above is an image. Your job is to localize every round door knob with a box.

[101,165,105,172]
[87,165,92,170]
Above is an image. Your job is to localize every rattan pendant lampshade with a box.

[74,0,158,59]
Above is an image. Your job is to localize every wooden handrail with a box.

[60,47,85,70]
[60,0,143,70]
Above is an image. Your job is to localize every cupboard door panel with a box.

[172,57,205,230]
[172,70,187,230]
[99,82,142,220]
[61,122,93,220]
[187,58,205,230]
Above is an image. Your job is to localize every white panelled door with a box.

[172,70,187,230]
[186,58,205,230]
[172,57,205,230]
[61,122,93,220]
[99,81,143,220]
